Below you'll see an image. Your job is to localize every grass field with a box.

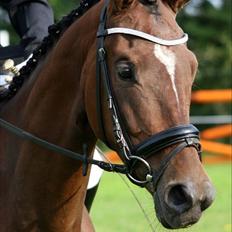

[90,164,231,232]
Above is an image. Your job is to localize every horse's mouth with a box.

[158,215,199,229]
[154,193,201,229]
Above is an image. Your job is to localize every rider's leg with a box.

[0,0,54,89]
[7,0,54,57]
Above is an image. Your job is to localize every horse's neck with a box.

[2,2,101,151]
[0,4,101,231]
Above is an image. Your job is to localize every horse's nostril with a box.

[201,198,211,211]
[168,185,188,205]
[166,184,193,213]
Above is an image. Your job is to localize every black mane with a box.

[0,0,99,101]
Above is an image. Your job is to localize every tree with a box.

[50,0,78,19]
[177,0,231,116]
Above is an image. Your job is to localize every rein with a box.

[0,118,128,175]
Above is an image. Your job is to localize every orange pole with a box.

[191,89,232,103]
[106,151,122,164]
[201,124,232,140]
[201,139,232,157]
[203,155,231,164]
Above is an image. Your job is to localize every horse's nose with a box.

[164,182,215,214]
[164,184,194,213]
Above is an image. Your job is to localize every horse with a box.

[0,0,215,231]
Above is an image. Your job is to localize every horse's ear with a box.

[163,0,190,13]
[109,0,135,15]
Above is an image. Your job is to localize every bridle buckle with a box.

[126,156,153,186]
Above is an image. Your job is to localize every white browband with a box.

[101,27,188,46]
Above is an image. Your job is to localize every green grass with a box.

[90,164,231,232]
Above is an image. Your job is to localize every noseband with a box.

[96,0,201,188]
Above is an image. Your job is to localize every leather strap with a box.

[96,0,109,144]
[98,28,188,46]
[0,118,128,175]
[152,138,200,190]
[134,124,201,157]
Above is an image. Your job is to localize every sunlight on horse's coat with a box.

[153,44,179,106]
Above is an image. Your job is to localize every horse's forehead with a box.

[111,0,183,38]
[108,0,193,74]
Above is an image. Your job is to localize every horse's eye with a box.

[116,61,136,81]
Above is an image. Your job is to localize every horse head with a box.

[85,0,215,229]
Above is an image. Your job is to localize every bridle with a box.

[0,0,201,191]
[96,0,201,187]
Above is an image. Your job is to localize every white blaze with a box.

[154,44,179,105]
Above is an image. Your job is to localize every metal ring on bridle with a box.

[126,156,153,185]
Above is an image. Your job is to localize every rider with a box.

[0,0,54,88]
[0,0,102,210]
[0,0,53,61]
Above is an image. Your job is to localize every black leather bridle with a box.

[0,0,201,190]
[95,0,201,187]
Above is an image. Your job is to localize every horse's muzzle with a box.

[154,179,215,229]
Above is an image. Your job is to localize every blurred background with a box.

[0,0,231,231]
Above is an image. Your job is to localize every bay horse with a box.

[0,0,215,231]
